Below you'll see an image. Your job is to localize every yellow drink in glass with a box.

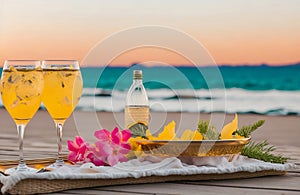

[42,60,83,167]
[1,68,43,125]
[1,60,43,173]
[42,69,83,124]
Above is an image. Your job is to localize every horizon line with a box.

[0,62,299,68]
[79,62,300,68]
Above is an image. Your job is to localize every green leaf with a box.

[197,120,209,134]
[128,122,148,139]
[241,141,289,164]
[197,120,220,140]
[235,120,265,137]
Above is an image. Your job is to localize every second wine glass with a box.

[42,60,83,167]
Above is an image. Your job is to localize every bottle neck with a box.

[133,78,143,85]
[126,77,148,105]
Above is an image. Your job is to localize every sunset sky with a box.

[0,0,299,66]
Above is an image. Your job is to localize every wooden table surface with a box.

[0,110,299,194]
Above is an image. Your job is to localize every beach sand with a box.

[0,108,299,148]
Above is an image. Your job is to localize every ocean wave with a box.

[82,88,220,100]
[0,88,297,115]
[76,88,300,115]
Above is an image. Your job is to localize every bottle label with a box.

[125,106,149,137]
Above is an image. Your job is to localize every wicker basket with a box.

[1,170,286,195]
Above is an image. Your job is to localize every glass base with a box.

[46,158,66,169]
[5,164,37,175]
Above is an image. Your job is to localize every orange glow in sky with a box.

[0,0,299,66]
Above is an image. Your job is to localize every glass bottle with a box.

[124,70,149,136]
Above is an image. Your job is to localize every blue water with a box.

[74,64,300,115]
[0,64,300,115]
[81,64,300,91]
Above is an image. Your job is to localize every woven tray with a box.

[0,170,286,195]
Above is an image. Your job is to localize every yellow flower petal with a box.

[127,137,146,158]
[181,129,194,140]
[221,114,238,139]
[157,121,177,140]
[146,129,158,140]
[193,131,203,140]
[129,137,144,150]
[146,129,152,137]
[181,129,203,140]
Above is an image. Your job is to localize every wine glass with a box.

[42,60,83,167]
[1,60,43,172]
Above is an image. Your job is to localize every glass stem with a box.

[56,122,64,164]
[17,124,27,171]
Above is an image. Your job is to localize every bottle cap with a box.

[133,70,142,79]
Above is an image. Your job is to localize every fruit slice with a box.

[157,120,177,140]
[181,129,203,140]
[193,131,203,140]
[128,122,148,138]
[221,114,238,139]
[146,129,158,140]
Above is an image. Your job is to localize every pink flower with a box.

[111,127,132,145]
[97,141,130,166]
[86,146,106,166]
[67,127,132,166]
[94,127,132,166]
[67,136,89,164]
[94,129,111,142]
[94,127,131,144]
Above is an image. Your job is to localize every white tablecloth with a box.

[0,155,295,194]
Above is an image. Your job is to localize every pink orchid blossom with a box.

[94,127,132,166]
[86,146,106,166]
[94,127,131,143]
[96,141,130,166]
[67,127,132,166]
[94,129,110,142]
[67,136,89,164]
[111,127,132,144]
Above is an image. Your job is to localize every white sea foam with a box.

[0,88,297,115]
[73,88,300,115]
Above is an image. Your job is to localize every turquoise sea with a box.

[78,64,300,115]
[1,64,300,115]
[81,64,300,91]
